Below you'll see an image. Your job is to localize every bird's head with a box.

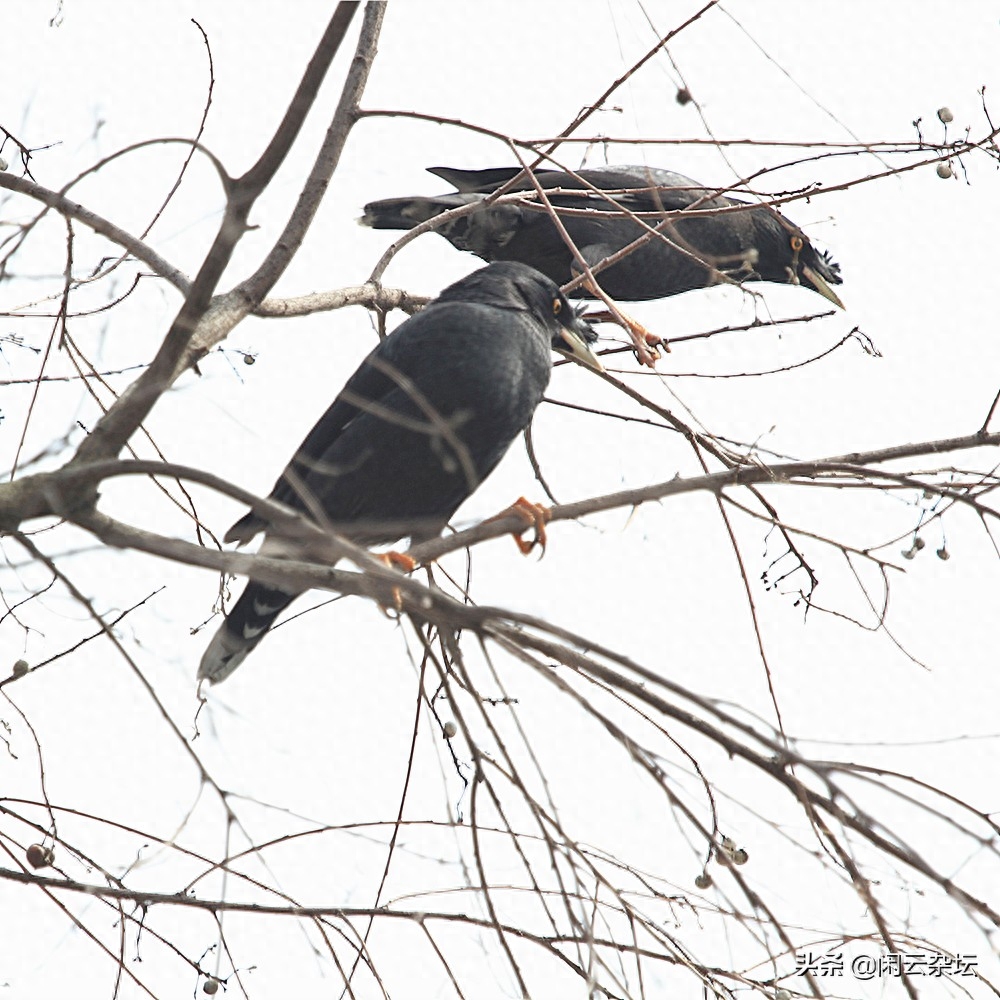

[751,213,844,308]
[440,262,604,371]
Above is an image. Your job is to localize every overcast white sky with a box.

[2,3,1000,998]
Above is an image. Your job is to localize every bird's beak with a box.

[802,265,845,309]
[556,326,605,372]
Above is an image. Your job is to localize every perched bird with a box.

[361,164,844,308]
[198,261,601,684]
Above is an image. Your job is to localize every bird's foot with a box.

[374,549,418,613]
[624,315,668,363]
[490,496,551,556]
[584,308,668,366]
[376,550,418,574]
[638,318,668,350]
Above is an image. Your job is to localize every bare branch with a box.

[0,171,191,292]
[68,3,368,467]
[238,2,385,304]
[255,283,428,318]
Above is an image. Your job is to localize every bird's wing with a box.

[428,165,729,215]
[224,335,418,545]
[427,165,530,192]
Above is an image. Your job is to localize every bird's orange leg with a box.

[489,497,552,556]
[374,550,418,613]
[376,550,418,574]
[579,276,667,366]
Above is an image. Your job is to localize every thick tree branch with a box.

[255,283,427,318]
[69,3,366,468]
[238,2,384,304]
[3,423,997,543]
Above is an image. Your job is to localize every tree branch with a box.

[255,283,427,318]
[0,171,191,293]
[69,3,366,468]
[238,2,384,305]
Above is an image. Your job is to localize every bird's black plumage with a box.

[361,165,843,307]
[198,261,600,684]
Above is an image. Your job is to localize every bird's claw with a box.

[583,307,666,366]
[374,550,417,613]
[377,550,418,574]
[628,317,669,361]
[492,496,551,556]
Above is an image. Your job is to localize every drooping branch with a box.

[0,170,192,293]
[0,864,754,990]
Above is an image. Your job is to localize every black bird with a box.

[198,261,602,684]
[361,164,843,308]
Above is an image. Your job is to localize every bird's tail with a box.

[198,583,299,685]
[358,193,479,230]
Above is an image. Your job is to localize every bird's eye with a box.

[552,297,563,316]
[790,235,804,252]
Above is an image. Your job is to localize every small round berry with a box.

[12,659,29,677]
[0,157,8,172]
[937,546,950,561]
[902,547,916,560]
[203,977,220,995]
[676,88,692,106]
[936,162,953,179]
[937,107,954,124]
[442,721,458,739]
[694,872,712,889]
[26,844,54,869]
[913,537,926,551]
[242,353,256,366]
[732,848,749,865]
